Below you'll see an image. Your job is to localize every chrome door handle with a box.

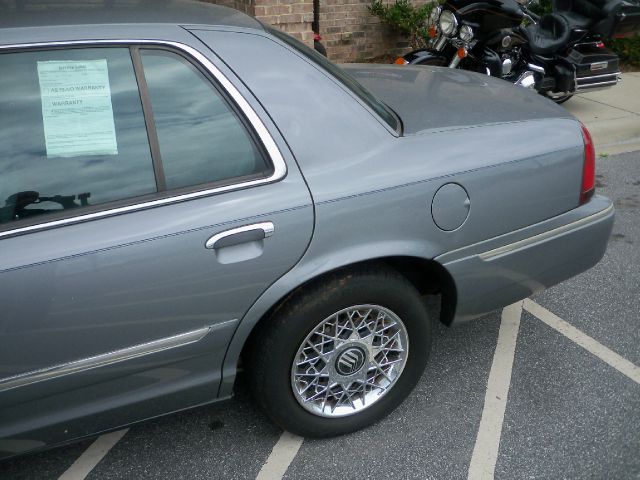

[205,222,274,249]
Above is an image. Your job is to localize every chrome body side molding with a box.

[0,326,214,393]
[479,204,614,260]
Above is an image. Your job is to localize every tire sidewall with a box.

[254,270,431,437]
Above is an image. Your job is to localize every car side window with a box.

[140,49,270,191]
[0,48,156,226]
[0,46,274,232]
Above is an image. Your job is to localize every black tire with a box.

[247,266,432,437]
[554,94,573,104]
[545,92,574,104]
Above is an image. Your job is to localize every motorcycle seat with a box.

[523,13,572,55]
[553,0,623,36]
[558,10,594,29]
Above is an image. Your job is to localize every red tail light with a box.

[580,123,595,204]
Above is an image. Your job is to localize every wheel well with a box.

[245,256,456,353]
[381,257,457,325]
[238,256,457,386]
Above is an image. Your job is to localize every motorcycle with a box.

[397,0,640,102]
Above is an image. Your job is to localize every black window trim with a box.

[0,39,287,240]
[263,26,403,137]
[129,45,168,192]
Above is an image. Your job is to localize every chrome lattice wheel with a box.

[291,304,409,418]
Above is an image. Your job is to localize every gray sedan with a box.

[0,0,613,459]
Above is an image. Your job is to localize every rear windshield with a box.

[267,27,400,132]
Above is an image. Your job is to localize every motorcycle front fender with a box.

[402,50,449,66]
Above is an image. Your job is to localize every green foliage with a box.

[368,0,435,49]
[609,35,640,67]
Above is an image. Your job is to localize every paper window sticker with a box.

[37,59,118,158]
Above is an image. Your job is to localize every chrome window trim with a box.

[0,39,287,240]
[0,325,216,393]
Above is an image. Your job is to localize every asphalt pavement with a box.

[566,71,640,155]
[2,86,640,480]
[4,150,639,480]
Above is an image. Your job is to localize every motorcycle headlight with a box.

[428,6,442,26]
[459,25,474,42]
[438,10,458,36]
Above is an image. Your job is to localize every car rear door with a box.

[0,42,313,454]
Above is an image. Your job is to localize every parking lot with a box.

[3,150,638,479]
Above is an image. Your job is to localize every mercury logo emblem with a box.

[335,347,366,376]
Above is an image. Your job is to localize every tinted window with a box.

[140,49,270,190]
[0,48,156,226]
[267,27,399,132]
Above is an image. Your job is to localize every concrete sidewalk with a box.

[564,71,640,155]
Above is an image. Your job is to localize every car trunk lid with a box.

[341,64,573,135]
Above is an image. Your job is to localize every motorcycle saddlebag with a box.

[565,44,620,92]
[612,0,640,37]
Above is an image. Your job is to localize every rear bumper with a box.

[436,195,614,323]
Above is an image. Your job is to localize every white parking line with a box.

[523,299,640,384]
[468,301,523,480]
[58,429,128,480]
[256,431,304,480]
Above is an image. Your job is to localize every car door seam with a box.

[0,204,312,274]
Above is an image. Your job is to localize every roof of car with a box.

[0,0,263,31]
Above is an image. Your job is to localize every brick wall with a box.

[254,0,315,46]
[318,0,414,63]
[207,0,255,15]
[204,0,419,61]
[204,0,314,47]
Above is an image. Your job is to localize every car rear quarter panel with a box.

[195,29,585,251]
[197,28,590,396]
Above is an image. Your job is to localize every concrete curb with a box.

[564,72,640,155]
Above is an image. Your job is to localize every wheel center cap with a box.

[335,346,367,376]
